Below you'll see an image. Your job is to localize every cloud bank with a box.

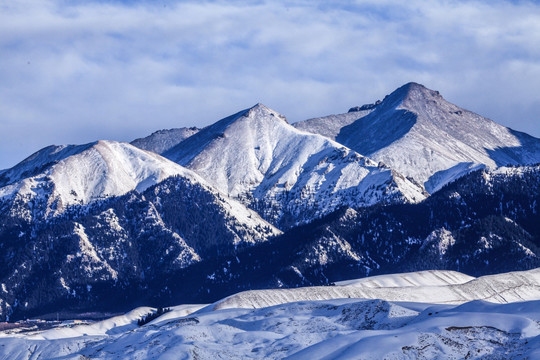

[1,0,539,168]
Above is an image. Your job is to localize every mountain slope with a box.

[0,141,280,321]
[164,104,427,229]
[296,82,540,193]
[130,127,199,154]
[142,164,540,304]
[0,173,280,321]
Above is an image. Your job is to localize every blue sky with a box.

[1,0,540,169]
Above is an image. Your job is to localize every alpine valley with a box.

[1,83,540,359]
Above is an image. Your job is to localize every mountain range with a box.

[0,82,539,320]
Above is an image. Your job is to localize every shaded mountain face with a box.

[0,175,279,321]
[131,127,199,154]
[295,82,540,193]
[148,165,540,304]
[164,103,427,229]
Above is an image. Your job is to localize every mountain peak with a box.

[245,103,288,124]
[381,82,443,109]
[131,127,200,155]
[329,82,540,192]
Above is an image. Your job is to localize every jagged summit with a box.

[345,83,433,115]
[238,103,289,124]
[294,83,434,138]
[348,100,381,113]
[391,81,438,98]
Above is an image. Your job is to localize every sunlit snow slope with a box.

[213,268,540,310]
[0,140,279,223]
[0,140,195,211]
[164,103,426,228]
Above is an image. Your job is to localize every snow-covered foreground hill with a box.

[1,268,540,360]
[213,268,540,310]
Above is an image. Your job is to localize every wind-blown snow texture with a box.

[1,269,540,359]
[164,103,426,228]
[213,268,540,310]
[296,82,540,193]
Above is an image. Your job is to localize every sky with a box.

[1,0,539,169]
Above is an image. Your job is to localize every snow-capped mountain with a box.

[0,140,202,218]
[1,81,540,334]
[0,140,280,321]
[0,172,280,321]
[1,268,540,360]
[296,82,540,193]
[130,127,199,154]
[164,103,427,228]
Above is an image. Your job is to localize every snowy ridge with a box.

[131,127,199,154]
[293,109,373,140]
[1,269,540,359]
[298,82,540,193]
[213,267,540,310]
[0,143,96,188]
[164,103,426,228]
[335,270,475,288]
[0,140,196,210]
[0,140,281,230]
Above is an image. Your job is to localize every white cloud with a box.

[0,0,539,168]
